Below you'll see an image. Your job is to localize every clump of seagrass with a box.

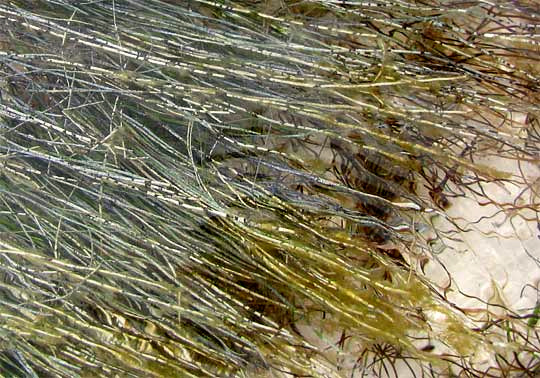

[0,0,539,377]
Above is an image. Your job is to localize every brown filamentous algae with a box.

[0,1,538,377]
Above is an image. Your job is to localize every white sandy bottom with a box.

[285,156,540,377]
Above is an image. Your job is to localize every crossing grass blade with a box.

[0,1,539,376]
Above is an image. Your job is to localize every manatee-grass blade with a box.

[0,1,539,377]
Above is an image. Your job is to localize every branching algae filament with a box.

[0,1,539,377]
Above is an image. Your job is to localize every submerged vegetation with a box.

[0,0,539,376]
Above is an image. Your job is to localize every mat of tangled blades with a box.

[0,1,539,377]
